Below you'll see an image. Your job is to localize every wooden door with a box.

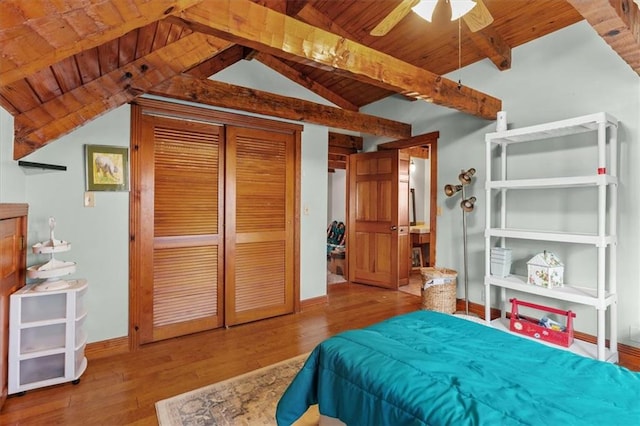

[224,126,295,326]
[347,151,410,289]
[137,116,224,344]
[0,204,27,409]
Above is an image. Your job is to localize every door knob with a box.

[390,225,398,231]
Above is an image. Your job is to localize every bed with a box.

[276,310,640,425]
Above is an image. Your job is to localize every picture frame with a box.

[411,247,423,268]
[85,145,129,191]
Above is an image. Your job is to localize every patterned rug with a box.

[155,353,315,426]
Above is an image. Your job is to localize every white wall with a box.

[363,21,640,346]
[328,169,346,224]
[19,107,132,343]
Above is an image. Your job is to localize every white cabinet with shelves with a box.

[483,112,618,362]
[8,279,88,394]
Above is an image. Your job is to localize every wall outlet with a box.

[436,205,443,216]
[84,191,95,207]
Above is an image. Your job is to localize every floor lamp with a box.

[444,168,476,315]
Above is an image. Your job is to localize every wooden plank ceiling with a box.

[1,0,638,162]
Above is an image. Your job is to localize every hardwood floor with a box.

[1,280,638,425]
[0,283,421,425]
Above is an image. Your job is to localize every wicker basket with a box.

[420,267,457,313]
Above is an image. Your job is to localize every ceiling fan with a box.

[370,0,494,36]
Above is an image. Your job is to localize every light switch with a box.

[84,191,95,207]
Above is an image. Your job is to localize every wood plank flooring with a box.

[1,280,637,425]
[0,283,420,425]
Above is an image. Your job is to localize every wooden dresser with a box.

[0,204,27,410]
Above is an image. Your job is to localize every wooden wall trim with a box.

[133,97,303,134]
[0,204,28,220]
[300,294,328,310]
[85,337,130,360]
[458,298,640,368]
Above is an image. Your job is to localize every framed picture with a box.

[85,145,129,191]
[412,247,423,268]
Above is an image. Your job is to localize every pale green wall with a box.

[362,21,640,346]
[0,108,26,201]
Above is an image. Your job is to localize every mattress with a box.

[276,310,640,425]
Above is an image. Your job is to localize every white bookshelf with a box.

[8,279,88,394]
[484,112,618,362]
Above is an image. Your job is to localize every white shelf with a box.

[484,275,616,309]
[486,112,617,145]
[485,228,615,246]
[488,318,618,363]
[484,112,618,362]
[9,279,88,394]
[487,174,617,190]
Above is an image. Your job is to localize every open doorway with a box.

[326,131,438,291]
[408,146,433,268]
[326,132,361,285]
[327,169,347,284]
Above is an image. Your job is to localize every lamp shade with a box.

[444,184,463,197]
[413,0,477,22]
[450,0,477,20]
[412,0,438,22]
[461,196,476,212]
[458,167,476,185]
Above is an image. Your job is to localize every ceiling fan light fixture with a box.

[450,0,477,21]
[412,0,438,22]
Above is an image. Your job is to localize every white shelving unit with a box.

[8,279,88,394]
[483,112,618,362]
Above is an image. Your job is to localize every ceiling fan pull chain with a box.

[457,17,462,89]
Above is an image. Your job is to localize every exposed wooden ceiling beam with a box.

[407,146,430,159]
[566,0,640,75]
[467,26,512,70]
[149,74,411,139]
[254,52,359,111]
[175,0,501,119]
[0,0,204,86]
[13,34,233,159]
[377,131,440,150]
[294,3,362,41]
[286,1,311,17]
[328,160,346,170]
[329,153,348,162]
[186,45,251,78]
[328,146,358,156]
[329,132,363,150]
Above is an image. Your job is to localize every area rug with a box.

[155,353,316,426]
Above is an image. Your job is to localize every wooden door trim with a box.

[129,100,302,349]
[0,204,28,220]
[377,131,439,267]
[134,98,303,134]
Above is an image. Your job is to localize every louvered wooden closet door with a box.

[224,126,295,326]
[139,116,224,343]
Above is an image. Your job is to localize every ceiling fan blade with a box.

[462,0,494,32]
[370,0,421,36]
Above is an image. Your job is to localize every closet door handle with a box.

[390,225,398,231]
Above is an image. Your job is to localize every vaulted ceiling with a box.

[1,0,638,160]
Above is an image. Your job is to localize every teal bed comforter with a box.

[276,310,640,425]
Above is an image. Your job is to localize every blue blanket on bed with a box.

[276,310,640,425]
